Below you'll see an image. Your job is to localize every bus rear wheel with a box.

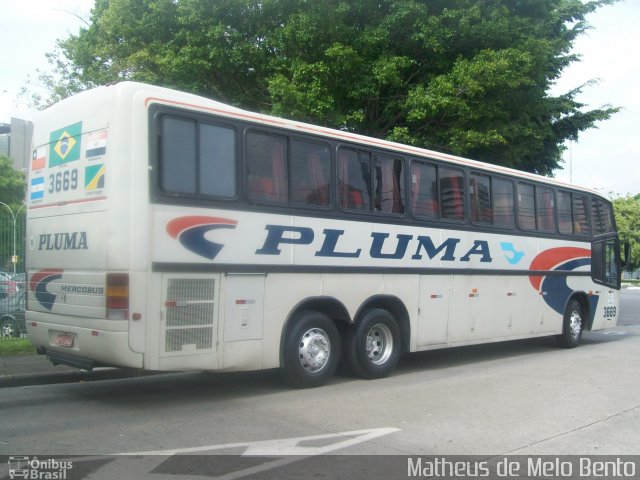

[344,308,401,379]
[557,299,584,348]
[282,311,341,388]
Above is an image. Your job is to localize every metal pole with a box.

[14,203,26,275]
[0,200,24,275]
[569,141,573,183]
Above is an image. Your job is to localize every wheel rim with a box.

[1,323,15,337]
[569,309,582,341]
[298,328,331,373]
[366,323,393,366]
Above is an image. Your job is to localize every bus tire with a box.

[557,299,584,348]
[344,308,401,379]
[282,311,340,388]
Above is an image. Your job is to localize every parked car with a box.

[0,291,26,337]
[12,272,25,291]
[0,271,18,299]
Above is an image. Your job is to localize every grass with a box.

[0,338,36,356]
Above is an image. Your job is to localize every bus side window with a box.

[199,123,236,198]
[440,167,465,221]
[469,173,492,224]
[558,191,590,236]
[517,183,536,230]
[411,162,438,219]
[492,178,515,228]
[247,132,288,203]
[290,139,331,207]
[375,155,405,214]
[592,197,614,235]
[591,197,604,235]
[339,148,371,210]
[558,191,572,234]
[161,117,196,195]
[536,186,556,233]
[572,194,590,235]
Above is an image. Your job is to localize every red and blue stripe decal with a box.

[166,216,237,260]
[30,269,63,310]
[529,247,595,315]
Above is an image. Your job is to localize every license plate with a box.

[54,334,74,348]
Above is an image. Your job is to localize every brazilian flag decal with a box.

[85,164,105,191]
[49,122,82,167]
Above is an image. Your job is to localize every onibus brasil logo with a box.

[7,456,73,479]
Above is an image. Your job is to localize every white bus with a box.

[26,82,625,387]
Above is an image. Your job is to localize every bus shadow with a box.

[64,330,635,407]
[392,328,635,376]
[393,336,558,375]
[67,368,291,407]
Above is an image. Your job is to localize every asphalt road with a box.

[1,289,639,479]
[620,286,640,326]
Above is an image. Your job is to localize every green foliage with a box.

[0,339,35,356]
[613,194,640,271]
[0,155,26,208]
[32,0,620,175]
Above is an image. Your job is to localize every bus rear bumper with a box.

[43,349,104,370]
[27,320,144,370]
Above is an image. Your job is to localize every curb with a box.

[0,368,157,388]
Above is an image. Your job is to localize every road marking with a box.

[113,427,400,480]
[119,427,400,456]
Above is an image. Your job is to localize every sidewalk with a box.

[0,353,150,388]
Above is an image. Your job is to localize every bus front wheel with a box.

[557,299,584,348]
[282,311,341,388]
[344,308,401,379]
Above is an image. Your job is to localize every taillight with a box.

[106,273,129,320]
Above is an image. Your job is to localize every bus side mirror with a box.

[622,240,631,270]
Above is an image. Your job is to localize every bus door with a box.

[591,236,621,329]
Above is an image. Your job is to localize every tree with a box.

[33,0,619,175]
[613,194,640,272]
[0,155,25,210]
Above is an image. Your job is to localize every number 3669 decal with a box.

[49,169,78,193]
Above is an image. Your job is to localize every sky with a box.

[1,0,638,196]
